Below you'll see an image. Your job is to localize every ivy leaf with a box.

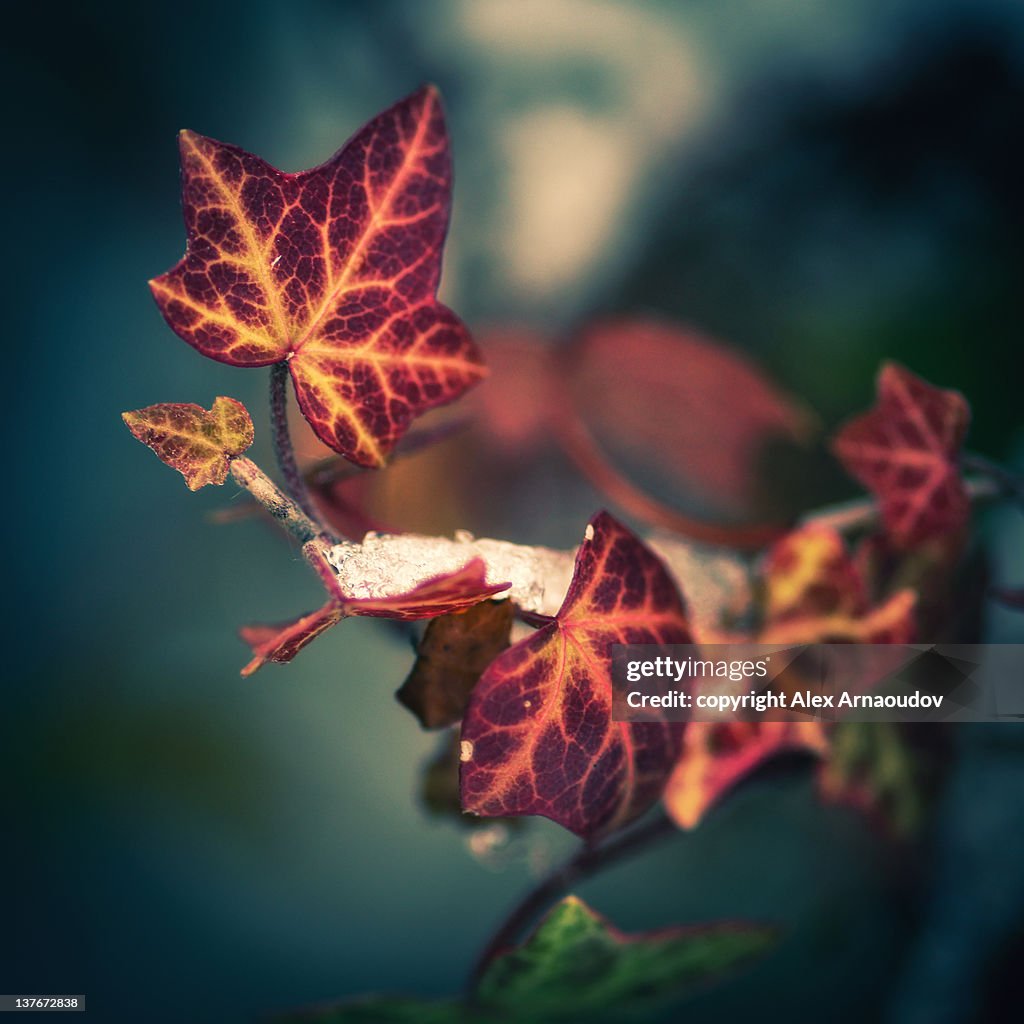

[564,319,813,516]
[239,602,341,677]
[398,600,514,728]
[239,559,508,676]
[273,896,773,1023]
[418,732,523,829]
[832,362,971,548]
[761,523,866,622]
[758,524,917,644]
[664,721,828,829]
[664,525,915,832]
[475,895,774,1020]
[460,512,692,839]
[122,396,253,490]
[150,86,484,467]
[339,558,509,620]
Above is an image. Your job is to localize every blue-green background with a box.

[3,2,1024,1021]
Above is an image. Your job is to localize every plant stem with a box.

[468,811,677,991]
[269,361,322,524]
[229,457,321,544]
[304,417,471,489]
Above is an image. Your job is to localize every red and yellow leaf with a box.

[762,523,865,621]
[663,524,917,831]
[759,524,917,644]
[150,86,484,467]
[665,721,828,829]
[760,589,917,645]
[122,396,253,490]
[832,362,970,547]
[459,512,692,838]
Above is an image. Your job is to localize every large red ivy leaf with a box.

[240,557,508,676]
[122,397,253,489]
[832,362,970,548]
[460,512,692,839]
[150,86,484,467]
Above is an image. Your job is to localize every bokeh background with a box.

[3,1,1024,1021]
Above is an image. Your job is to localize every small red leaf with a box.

[340,558,510,621]
[122,396,253,489]
[241,557,509,675]
[460,512,692,839]
[150,86,485,467]
[832,362,971,547]
[240,601,342,677]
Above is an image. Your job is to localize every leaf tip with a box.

[416,82,442,107]
[240,657,262,678]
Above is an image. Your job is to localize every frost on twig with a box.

[326,528,751,626]
[327,531,576,616]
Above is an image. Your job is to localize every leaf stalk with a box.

[269,362,324,526]
[467,810,677,993]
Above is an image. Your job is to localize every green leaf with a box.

[274,896,774,1023]
[477,896,773,1021]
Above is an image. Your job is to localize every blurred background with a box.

[2,1,1024,1020]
